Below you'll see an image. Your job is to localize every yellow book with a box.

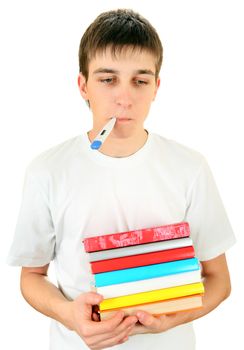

[100,294,203,320]
[99,282,204,311]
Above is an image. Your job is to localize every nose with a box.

[114,85,133,109]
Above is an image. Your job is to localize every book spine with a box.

[100,294,203,320]
[99,282,205,311]
[91,246,195,273]
[94,257,200,287]
[83,222,190,252]
[89,237,193,262]
[96,270,202,298]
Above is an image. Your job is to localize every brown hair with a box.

[78,9,163,81]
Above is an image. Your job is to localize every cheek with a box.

[137,86,156,99]
[136,98,153,120]
[89,86,112,101]
[88,90,112,112]
[137,91,155,107]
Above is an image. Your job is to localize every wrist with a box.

[168,308,203,329]
[50,297,75,330]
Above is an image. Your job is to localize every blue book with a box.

[94,258,200,287]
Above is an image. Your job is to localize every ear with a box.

[77,73,89,101]
[152,77,160,101]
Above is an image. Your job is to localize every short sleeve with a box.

[185,159,236,261]
[7,164,55,267]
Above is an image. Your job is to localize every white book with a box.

[89,237,193,262]
[96,270,202,298]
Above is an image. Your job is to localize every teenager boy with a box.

[7,9,236,350]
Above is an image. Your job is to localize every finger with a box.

[82,310,126,338]
[80,291,104,306]
[136,311,161,330]
[99,311,137,332]
[76,292,103,321]
[92,312,100,322]
[103,313,138,333]
[118,336,129,344]
[85,313,137,346]
[92,304,100,313]
[88,323,133,349]
[128,322,147,335]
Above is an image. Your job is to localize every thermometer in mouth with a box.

[90,117,117,150]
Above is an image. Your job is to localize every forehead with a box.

[88,46,157,74]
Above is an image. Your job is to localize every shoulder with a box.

[25,135,81,178]
[150,133,206,173]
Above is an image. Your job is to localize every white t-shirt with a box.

[7,132,236,350]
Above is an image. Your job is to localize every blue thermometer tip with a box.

[90,140,102,150]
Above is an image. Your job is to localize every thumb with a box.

[75,292,103,321]
[80,291,103,305]
[136,311,158,328]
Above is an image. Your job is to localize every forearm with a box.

[130,254,232,335]
[20,269,139,349]
[20,271,73,329]
[171,272,231,328]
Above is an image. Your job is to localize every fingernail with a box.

[119,337,128,344]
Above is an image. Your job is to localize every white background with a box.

[0,0,243,349]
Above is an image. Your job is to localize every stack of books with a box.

[83,222,204,320]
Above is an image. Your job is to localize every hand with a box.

[128,311,180,336]
[69,292,138,349]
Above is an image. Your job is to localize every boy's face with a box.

[78,46,160,137]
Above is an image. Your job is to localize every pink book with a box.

[83,222,190,253]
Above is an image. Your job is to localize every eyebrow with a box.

[92,68,155,76]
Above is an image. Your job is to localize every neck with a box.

[88,128,149,158]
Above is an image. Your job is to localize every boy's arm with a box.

[129,253,231,335]
[20,265,137,349]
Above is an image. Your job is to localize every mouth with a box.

[116,118,132,122]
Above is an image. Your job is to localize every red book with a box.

[91,246,195,274]
[90,246,195,273]
[83,222,190,253]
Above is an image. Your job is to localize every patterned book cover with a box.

[83,222,190,253]
[89,237,192,262]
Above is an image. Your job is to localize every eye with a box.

[134,79,148,86]
[99,77,115,84]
